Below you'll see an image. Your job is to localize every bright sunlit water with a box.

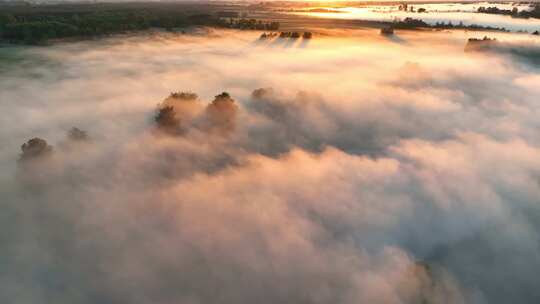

[294,2,540,32]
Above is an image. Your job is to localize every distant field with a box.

[1,1,538,45]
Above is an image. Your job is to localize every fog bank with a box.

[2,28,540,304]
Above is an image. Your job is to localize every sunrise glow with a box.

[2,1,540,303]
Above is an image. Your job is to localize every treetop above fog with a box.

[19,137,53,161]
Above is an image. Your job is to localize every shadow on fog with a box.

[299,38,311,48]
[269,37,288,48]
[253,37,310,49]
[384,34,408,45]
[250,38,267,47]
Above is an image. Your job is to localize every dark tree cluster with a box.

[67,127,89,142]
[259,32,278,39]
[279,31,298,38]
[392,18,429,29]
[19,138,53,162]
[465,36,498,52]
[205,92,238,135]
[0,9,220,45]
[478,4,540,19]
[218,18,280,31]
[251,88,274,99]
[277,31,312,39]
[386,17,511,32]
[389,17,509,32]
[399,4,422,12]
[155,106,180,133]
[433,20,509,32]
[155,91,238,136]
[169,92,198,100]
[260,31,313,41]
[155,91,201,134]
[478,6,518,16]
[528,5,540,19]
[18,127,90,163]
[380,27,394,35]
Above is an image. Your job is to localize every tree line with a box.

[0,8,279,45]
[0,10,222,44]
[477,4,540,19]
[218,18,280,31]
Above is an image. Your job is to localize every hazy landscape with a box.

[2,1,540,304]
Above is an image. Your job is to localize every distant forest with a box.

[477,4,540,19]
[0,3,279,45]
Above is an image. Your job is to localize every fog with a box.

[2,28,540,303]
[297,3,540,32]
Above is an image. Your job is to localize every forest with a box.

[0,3,279,44]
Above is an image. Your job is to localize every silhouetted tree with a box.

[205,92,238,135]
[252,88,274,99]
[19,138,52,161]
[155,106,179,133]
[155,91,202,134]
[0,9,223,45]
[67,127,89,141]
[169,91,198,100]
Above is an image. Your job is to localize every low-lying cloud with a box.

[2,28,540,304]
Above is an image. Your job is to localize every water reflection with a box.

[293,2,540,32]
